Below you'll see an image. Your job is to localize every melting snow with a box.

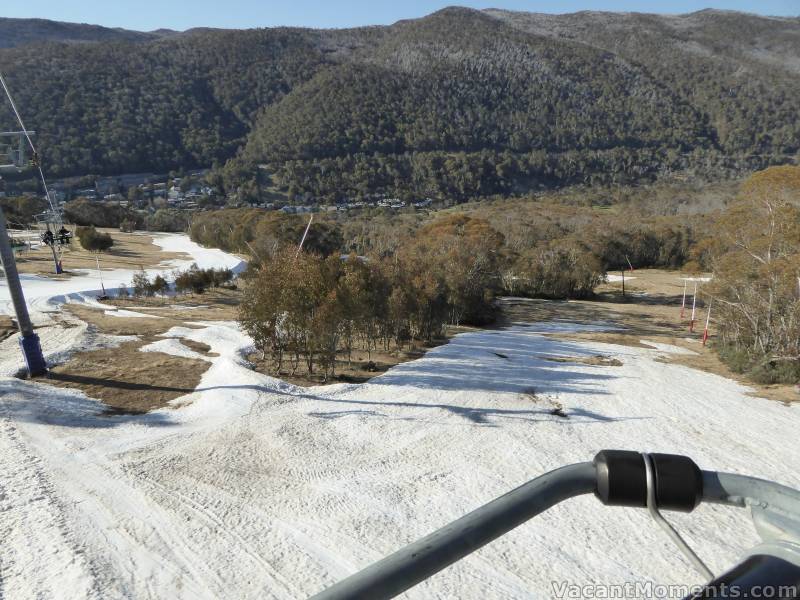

[2,237,798,598]
[2,318,799,599]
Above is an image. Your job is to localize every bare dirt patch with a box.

[65,304,180,337]
[109,288,242,322]
[0,315,15,342]
[247,346,424,387]
[180,339,217,356]
[13,230,188,277]
[45,292,242,412]
[541,354,623,367]
[37,338,209,413]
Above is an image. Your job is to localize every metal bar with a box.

[701,471,800,513]
[643,454,712,580]
[311,462,596,600]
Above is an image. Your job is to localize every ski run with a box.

[2,235,799,599]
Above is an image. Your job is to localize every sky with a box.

[1,0,797,31]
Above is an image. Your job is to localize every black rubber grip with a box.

[593,450,703,512]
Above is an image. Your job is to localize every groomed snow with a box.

[2,317,800,599]
[1,237,797,598]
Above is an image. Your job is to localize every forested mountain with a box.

[0,18,170,48]
[0,8,798,201]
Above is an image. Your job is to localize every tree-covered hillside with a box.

[0,28,330,176]
[0,8,798,200]
[0,17,167,48]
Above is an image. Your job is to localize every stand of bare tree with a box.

[695,166,800,383]
[238,215,504,381]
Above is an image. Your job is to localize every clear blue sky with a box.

[2,0,796,31]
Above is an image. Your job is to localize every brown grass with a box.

[42,291,242,413]
[110,288,242,321]
[13,229,187,277]
[181,339,217,356]
[45,287,459,410]
[37,337,209,414]
[0,315,16,342]
[541,354,623,367]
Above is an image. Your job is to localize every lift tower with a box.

[0,201,47,376]
[0,130,32,169]
[0,75,47,376]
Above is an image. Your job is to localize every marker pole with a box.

[95,255,106,296]
[702,299,712,346]
[295,214,314,260]
[680,280,687,320]
[689,283,697,333]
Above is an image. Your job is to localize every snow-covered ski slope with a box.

[2,238,799,598]
[0,233,244,320]
[2,310,800,598]
[0,233,244,376]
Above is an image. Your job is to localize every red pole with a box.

[689,283,697,333]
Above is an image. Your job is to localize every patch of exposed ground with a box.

[13,229,188,277]
[37,337,209,414]
[0,315,15,342]
[48,287,464,408]
[180,339,217,356]
[499,269,799,404]
[44,292,243,412]
[107,287,242,321]
[65,304,183,337]
[541,354,623,367]
[521,387,568,418]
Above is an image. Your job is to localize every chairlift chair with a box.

[313,450,800,600]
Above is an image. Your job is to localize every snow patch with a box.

[104,308,158,319]
[0,233,245,321]
[139,338,214,362]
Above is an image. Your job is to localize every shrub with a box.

[747,360,800,386]
[172,264,233,295]
[150,274,170,296]
[76,225,114,252]
[131,269,151,297]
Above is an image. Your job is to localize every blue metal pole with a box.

[0,204,47,376]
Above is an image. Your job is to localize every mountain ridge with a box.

[0,17,178,48]
[0,8,797,200]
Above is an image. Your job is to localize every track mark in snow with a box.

[134,473,299,599]
[0,412,96,599]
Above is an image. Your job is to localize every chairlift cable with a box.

[0,70,58,218]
